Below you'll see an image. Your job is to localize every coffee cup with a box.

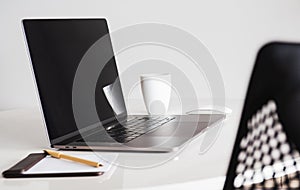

[140,73,171,115]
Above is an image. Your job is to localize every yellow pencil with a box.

[44,149,102,168]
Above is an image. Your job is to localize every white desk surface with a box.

[0,99,243,190]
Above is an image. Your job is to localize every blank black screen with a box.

[23,19,125,142]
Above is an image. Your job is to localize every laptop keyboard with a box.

[80,116,175,143]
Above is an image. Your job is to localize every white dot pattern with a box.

[233,100,300,189]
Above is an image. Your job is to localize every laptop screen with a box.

[23,19,127,142]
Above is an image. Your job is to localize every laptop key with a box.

[90,116,176,143]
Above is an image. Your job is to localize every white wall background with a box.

[1,0,300,110]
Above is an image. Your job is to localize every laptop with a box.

[22,18,224,152]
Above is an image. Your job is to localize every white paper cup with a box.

[140,73,171,115]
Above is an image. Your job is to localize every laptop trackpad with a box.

[125,136,189,149]
[147,121,209,137]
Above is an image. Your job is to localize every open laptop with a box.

[22,18,224,152]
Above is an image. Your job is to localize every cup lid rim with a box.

[140,73,170,77]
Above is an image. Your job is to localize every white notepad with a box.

[23,153,118,174]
